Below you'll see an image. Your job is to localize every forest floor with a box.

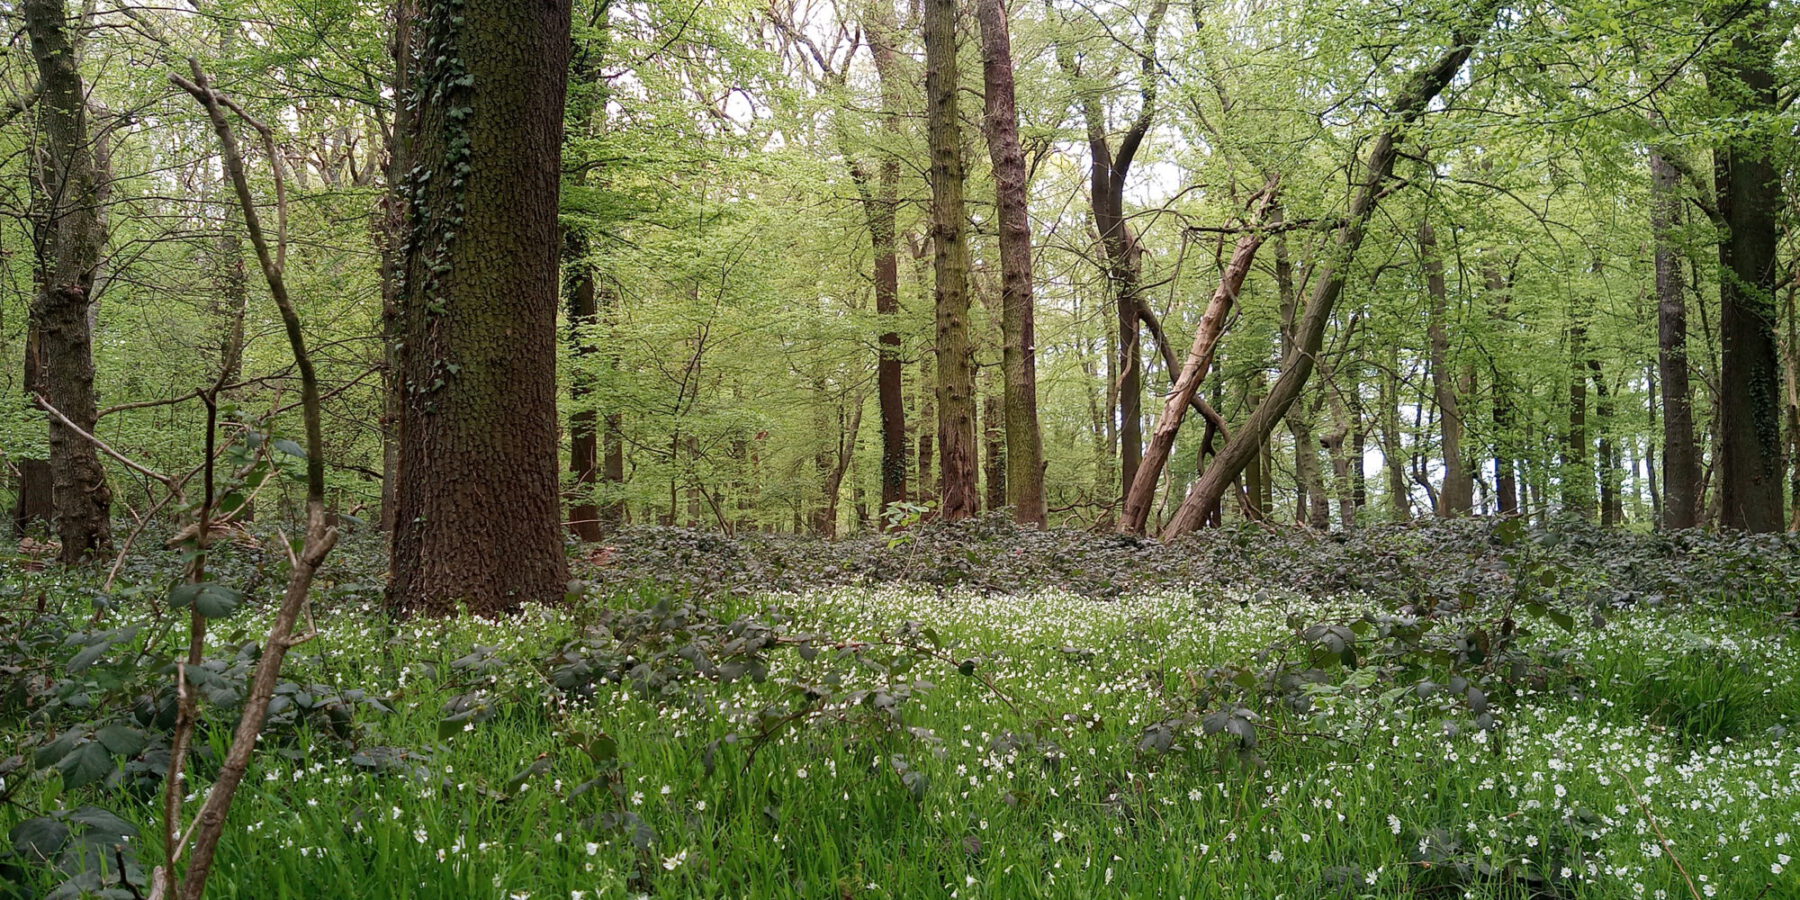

[3,521,1799,899]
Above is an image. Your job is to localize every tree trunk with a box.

[863,2,908,521]
[1564,319,1592,520]
[388,0,572,615]
[23,0,113,562]
[1649,149,1700,528]
[1709,0,1784,532]
[564,232,603,542]
[1381,342,1411,522]
[1160,20,1491,537]
[923,0,979,521]
[975,0,1046,526]
[1421,221,1472,516]
[1118,181,1275,533]
[1590,359,1622,526]
[1486,261,1519,515]
[1055,1,1167,507]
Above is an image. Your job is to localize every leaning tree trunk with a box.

[388,0,572,615]
[976,0,1046,526]
[23,0,113,563]
[1160,15,1493,537]
[1118,180,1276,533]
[1709,0,1784,533]
[923,0,979,521]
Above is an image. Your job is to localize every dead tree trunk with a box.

[1119,180,1277,533]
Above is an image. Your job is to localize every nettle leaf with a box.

[169,582,245,619]
[56,741,113,789]
[9,816,70,861]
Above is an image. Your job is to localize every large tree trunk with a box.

[23,0,113,563]
[1650,148,1700,528]
[976,0,1046,526]
[1709,0,1784,533]
[389,0,573,615]
[1160,20,1491,537]
[923,0,979,521]
[1421,221,1472,515]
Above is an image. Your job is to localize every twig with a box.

[34,394,175,486]
[1612,764,1702,900]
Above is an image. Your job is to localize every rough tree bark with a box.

[1709,0,1784,532]
[22,0,113,562]
[976,0,1046,526]
[389,0,572,614]
[923,0,979,520]
[1159,14,1493,537]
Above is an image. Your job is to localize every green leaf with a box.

[170,582,244,619]
[66,641,111,674]
[95,724,146,758]
[68,806,137,841]
[272,438,307,458]
[9,817,69,861]
[56,741,113,789]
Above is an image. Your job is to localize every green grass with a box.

[7,587,1800,899]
